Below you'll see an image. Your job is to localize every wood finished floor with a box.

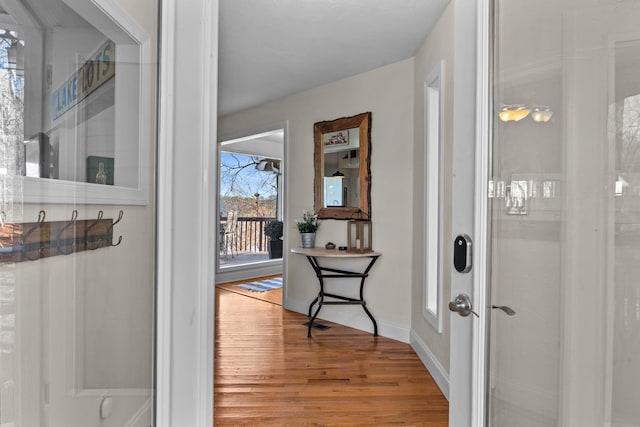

[214,287,449,426]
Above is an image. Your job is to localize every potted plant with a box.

[295,209,320,248]
[264,220,283,259]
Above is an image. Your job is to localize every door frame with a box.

[215,122,288,285]
[448,0,491,425]
[156,0,217,425]
[471,0,491,425]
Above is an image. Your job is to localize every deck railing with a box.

[220,216,277,255]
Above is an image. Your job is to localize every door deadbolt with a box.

[454,234,472,273]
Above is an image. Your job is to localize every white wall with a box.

[410,0,455,392]
[218,59,415,342]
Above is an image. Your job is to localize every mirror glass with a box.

[0,0,152,204]
[314,112,371,219]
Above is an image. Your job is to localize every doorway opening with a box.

[216,127,285,285]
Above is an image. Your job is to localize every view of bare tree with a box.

[0,32,24,177]
[618,95,640,173]
[220,152,279,218]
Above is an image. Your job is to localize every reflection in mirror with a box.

[0,0,151,204]
[314,112,371,219]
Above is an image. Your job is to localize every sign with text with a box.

[52,39,116,120]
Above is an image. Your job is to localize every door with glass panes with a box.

[0,0,157,425]
[448,1,640,425]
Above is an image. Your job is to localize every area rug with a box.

[235,277,283,293]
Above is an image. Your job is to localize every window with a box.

[423,61,445,332]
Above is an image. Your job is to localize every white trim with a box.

[449,0,480,424]
[410,329,450,400]
[218,147,283,159]
[218,123,288,145]
[281,120,290,308]
[216,121,288,277]
[62,0,150,44]
[156,0,217,425]
[198,1,217,425]
[472,0,491,426]
[216,261,283,284]
[423,60,446,333]
[220,129,284,145]
[155,0,176,424]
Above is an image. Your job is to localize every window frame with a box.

[423,61,445,333]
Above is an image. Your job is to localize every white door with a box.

[0,0,158,426]
[449,0,640,426]
[447,0,489,425]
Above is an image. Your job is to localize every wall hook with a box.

[108,210,124,247]
[23,210,47,260]
[85,210,104,250]
[57,210,78,255]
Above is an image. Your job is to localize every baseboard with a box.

[216,261,282,284]
[285,297,411,343]
[410,329,450,400]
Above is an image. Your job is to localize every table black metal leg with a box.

[307,296,323,338]
[361,257,379,335]
[303,254,380,338]
[362,303,378,336]
[308,267,328,337]
[357,275,378,335]
[307,295,319,317]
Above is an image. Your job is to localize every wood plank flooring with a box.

[214,287,449,426]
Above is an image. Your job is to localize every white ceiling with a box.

[218,0,450,116]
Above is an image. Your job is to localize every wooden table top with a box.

[290,247,381,258]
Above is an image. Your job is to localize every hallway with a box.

[214,287,448,426]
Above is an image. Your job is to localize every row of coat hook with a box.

[0,209,124,263]
[85,210,124,248]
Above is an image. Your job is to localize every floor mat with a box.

[235,277,282,292]
[216,276,282,305]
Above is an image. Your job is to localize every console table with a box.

[291,247,382,338]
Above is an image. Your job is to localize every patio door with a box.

[485,0,640,425]
[217,127,285,279]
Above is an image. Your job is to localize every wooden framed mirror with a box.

[314,112,371,219]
